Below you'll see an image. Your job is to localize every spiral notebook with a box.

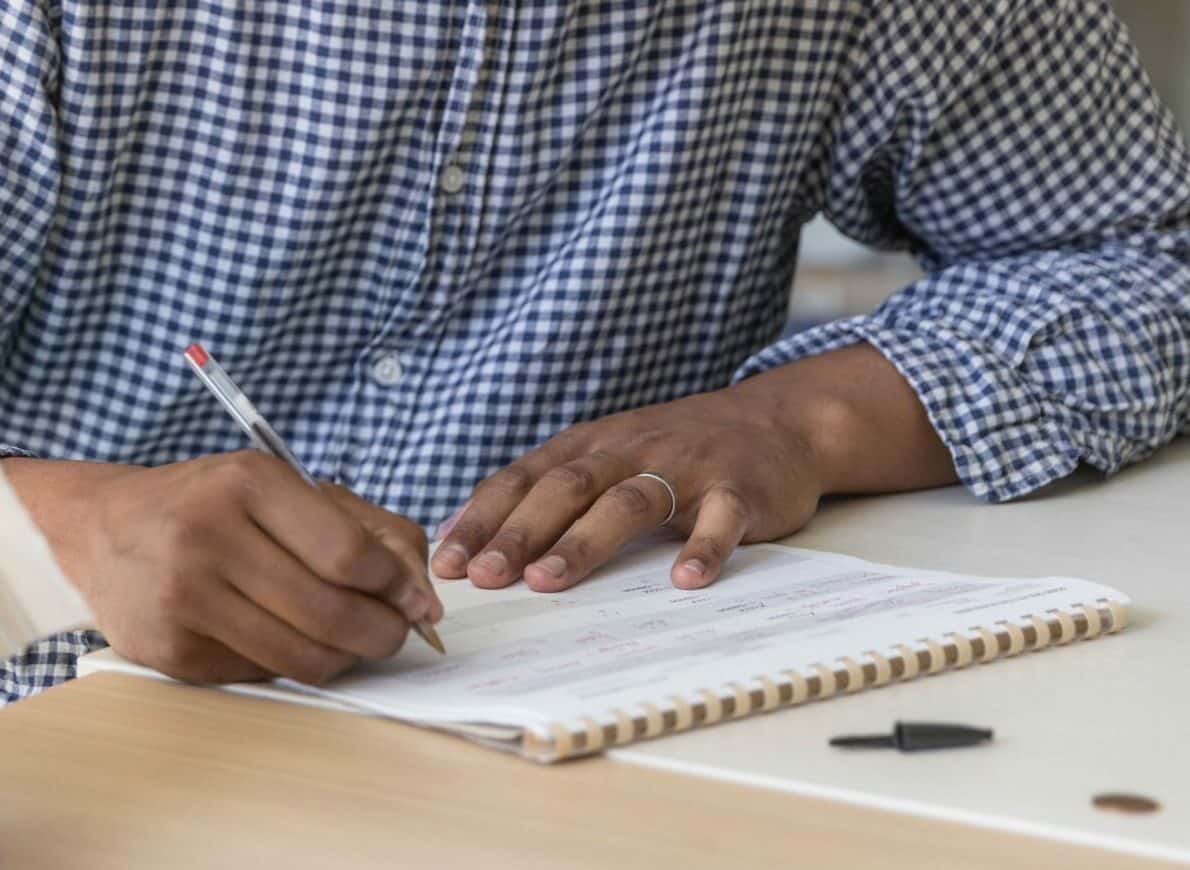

[79,540,1129,763]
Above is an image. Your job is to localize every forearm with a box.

[730,343,958,497]
[754,0,1188,503]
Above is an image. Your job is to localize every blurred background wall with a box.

[789,0,1190,331]
[1118,0,1190,126]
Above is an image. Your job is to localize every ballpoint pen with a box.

[183,342,445,655]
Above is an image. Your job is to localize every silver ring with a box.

[634,472,677,526]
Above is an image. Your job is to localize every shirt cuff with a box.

[0,468,95,658]
[732,316,1082,502]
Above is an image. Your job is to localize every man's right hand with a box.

[2,452,440,685]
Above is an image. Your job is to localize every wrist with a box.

[728,344,957,496]
[727,363,856,496]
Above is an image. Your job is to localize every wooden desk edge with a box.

[0,672,1181,870]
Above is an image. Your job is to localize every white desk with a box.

[614,437,1190,863]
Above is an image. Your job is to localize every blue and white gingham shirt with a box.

[3,0,1188,700]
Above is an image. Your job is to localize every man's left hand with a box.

[430,344,957,592]
[429,383,822,592]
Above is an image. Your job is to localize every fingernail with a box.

[434,507,465,542]
[397,584,430,621]
[473,550,509,578]
[433,543,468,575]
[533,555,567,579]
[682,558,707,578]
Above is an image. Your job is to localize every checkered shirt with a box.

[2,1,1188,703]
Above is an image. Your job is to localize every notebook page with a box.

[292,541,1127,736]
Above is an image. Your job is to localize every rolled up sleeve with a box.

[736,0,1190,501]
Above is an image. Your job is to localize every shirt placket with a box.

[423,0,509,312]
[337,2,496,491]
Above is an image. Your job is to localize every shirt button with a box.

[440,164,465,194]
[371,353,404,387]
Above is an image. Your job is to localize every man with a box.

[2,1,1187,700]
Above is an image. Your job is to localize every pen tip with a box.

[417,621,447,655]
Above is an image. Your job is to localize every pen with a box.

[183,342,445,656]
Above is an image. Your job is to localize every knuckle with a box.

[551,421,596,453]
[558,536,594,568]
[587,449,621,467]
[692,534,729,564]
[318,590,356,630]
[290,649,348,686]
[219,450,272,491]
[607,482,654,519]
[318,481,352,503]
[561,420,593,441]
[482,464,535,500]
[392,515,429,551]
[155,633,205,680]
[373,619,410,659]
[626,428,666,451]
[543,464,598,500]
[490,525,531,555]
[224,449,260,467]
[324,525,371,583]
[162,517,209,557]
[712,485,752,526]
[449,517,491,548]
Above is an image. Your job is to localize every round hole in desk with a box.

[1091,793,1161,814]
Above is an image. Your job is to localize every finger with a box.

[465,452,634,589]
[429,456,553,580]
[430,424,599,579]
[219,523,412,660]
[670,485,752,590]
[321,484,442,624]
[222,452,406,598]
[180,637,272,683]
[180,579,358,686]
[136,631,271,685]
[433,499,470,542]
[523,474,674,592]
